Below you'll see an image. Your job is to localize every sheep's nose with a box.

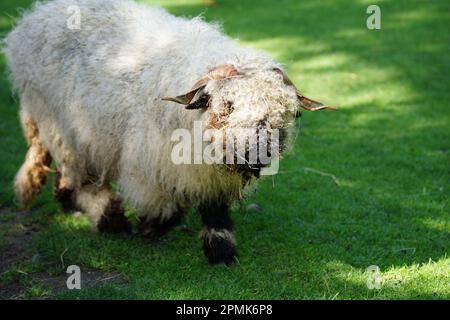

[257,120,267,130]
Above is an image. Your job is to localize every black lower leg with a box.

[54,170,76,212]
[199,202,237,266]
[97,199,132,234]
[139,209,184,240]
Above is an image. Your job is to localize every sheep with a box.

[4,0,334,265]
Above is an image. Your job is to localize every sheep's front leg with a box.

[199,203,237,266]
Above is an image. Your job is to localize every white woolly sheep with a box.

[4,0,334,265]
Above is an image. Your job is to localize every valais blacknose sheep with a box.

[4,0,334,265]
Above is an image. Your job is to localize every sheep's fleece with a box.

[4,0,329,264]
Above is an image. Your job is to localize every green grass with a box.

[0,0,449,299]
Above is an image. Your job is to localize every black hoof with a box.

[201,231,238,266]
[54,171,76,213]
[54,187,76,212]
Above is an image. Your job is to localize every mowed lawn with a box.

[0,0,449,299]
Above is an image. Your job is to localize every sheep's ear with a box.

[162,86,206,105]
[185,93,210,110]
[162,64,238,108]
[273,68,337,111]
[297,94,337,111]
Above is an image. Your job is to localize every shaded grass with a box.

[0,0,449,299]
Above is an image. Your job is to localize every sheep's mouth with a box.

[225,151,276,179]
[225,162,265,179]
[222,127,289,177]
[235,161,266,178]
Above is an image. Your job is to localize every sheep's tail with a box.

[14,112,52,207]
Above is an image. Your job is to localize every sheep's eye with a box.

[186,94,210,110]
[225,101,234,113]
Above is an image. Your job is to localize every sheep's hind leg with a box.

[74,184,131,234]
[199,203,237,266]
[54,170,76,212]
[14,113,52,207]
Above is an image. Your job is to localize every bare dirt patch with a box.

[0,208,126,299]
[0,209,38,272]
[1,269,126,300]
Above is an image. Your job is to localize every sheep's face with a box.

[206,68,299,132]
[163,65,335,174]
[204,69,298,172]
